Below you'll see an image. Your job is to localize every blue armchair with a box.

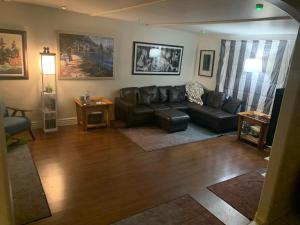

[0,98,35,141]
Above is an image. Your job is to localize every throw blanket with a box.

[186,81,205,105]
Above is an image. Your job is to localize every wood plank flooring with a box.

[28,125,268,225]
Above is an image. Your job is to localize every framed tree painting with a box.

[59,33,114,79]
[198,50,215,77]
[0,29,28,80]
[132,41,183,75]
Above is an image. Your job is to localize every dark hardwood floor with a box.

[28,125,268,225]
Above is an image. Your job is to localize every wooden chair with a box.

[0,98,35,141]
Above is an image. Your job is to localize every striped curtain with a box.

[216,39,295,114]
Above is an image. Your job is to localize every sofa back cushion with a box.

[174,85,186,102]
[139,86,159,103]
[222,97,243,114]
[206,91,226,108]
[158,86,171,103]
[139,92,152,106]
[120,87,139,105]
[169,88,181,103]
[201,89,209,105]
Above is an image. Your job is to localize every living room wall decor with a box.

[132,41,183,75]
[0,29,28,80]
[59,33,114,79]
[198,50,215,77]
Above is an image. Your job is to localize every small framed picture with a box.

[198,50,215,77]
[0,29,28,80]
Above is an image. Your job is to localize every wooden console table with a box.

[74,96,113,131]
[237,111,270,150]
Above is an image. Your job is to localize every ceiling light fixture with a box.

[256,3,264,11]
[61,6,67,10]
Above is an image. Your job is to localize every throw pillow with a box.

[222,97,243,114]
[185,81,205,105]
[206,91,226,108]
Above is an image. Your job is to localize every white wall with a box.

[195,33,298,90]
[0,2,199,123]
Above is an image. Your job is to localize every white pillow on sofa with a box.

[185,81,205,105]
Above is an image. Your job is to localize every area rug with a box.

[7,145,51,225]
[207,171,265,220]
[111,195,224,225]
[119,123,235,151]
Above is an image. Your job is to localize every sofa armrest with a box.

[115,97,135,113]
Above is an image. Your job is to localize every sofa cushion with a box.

[120,87,139,105]
[206,91,226,108]
[222,97,243,114]
[3,116,31,135]
[150,104,170,111]
[132,105,154,115]
[158,86,171,103]
[139,92,152,106]
[139,86,159,103]
[169,88,181,103]
[167,102,188,111]
[189,105,235,119]
[174,85,186,102]
[201,89,209,105]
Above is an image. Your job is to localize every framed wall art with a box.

[132,41,183,75]
[0,29,28,80]
[198,50,215,77]
[59,33,114,80]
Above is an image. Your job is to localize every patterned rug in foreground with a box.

[111,195,224,225]
[7,144,51,225]
[208,171,265,220]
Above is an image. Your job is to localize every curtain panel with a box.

[216,39,294,114]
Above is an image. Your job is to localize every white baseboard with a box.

[31,121,42,129]
[57,117,78,127]
[31,117,78,130]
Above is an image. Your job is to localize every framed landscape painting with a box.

[59,33,114,79]
[132,41,183,75]
[198,50,215,77]
[0,29,28,80]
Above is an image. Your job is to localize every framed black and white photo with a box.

[132,41,183,75]
[198,50,215,77]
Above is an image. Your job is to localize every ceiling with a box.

[167,19,299,35]
[9,0,300,35]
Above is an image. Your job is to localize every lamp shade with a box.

[41,54,56,75]
[244,58,263,73]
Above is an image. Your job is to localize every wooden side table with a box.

[74,96,113,131]
[237,111,270,150]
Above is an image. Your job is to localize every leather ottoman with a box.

[155,109,190,133]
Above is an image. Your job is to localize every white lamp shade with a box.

[244,58,263,73]
[41,54,56,75]
[149,48,160,58]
